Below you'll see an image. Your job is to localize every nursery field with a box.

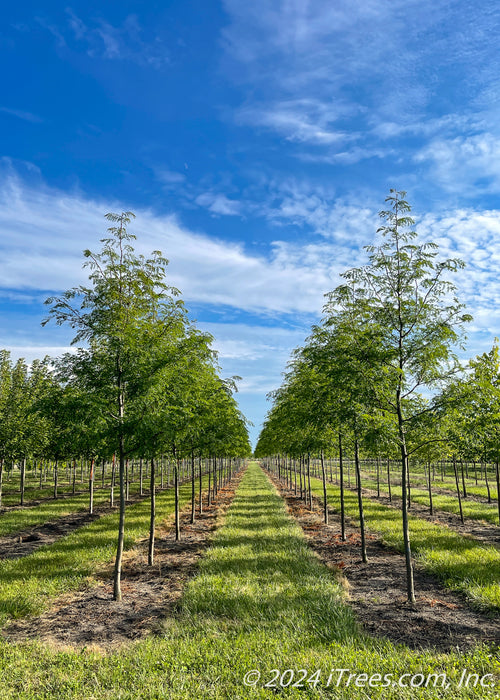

[0,462,498,699]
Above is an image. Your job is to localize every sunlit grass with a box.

[357,476,499,525]
[0,462,496,699]
[308,475,500,611]
[0,475,210,626]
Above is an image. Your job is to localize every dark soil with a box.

[0,481,193,561]
[355,484,500,548]
[0,510,102,560]
[271,476,500,653]
[1,475,242,650]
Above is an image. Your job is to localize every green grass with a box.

[0,462,497,699]
[307,474,500,611]
[0,477,194,538]
[0,475,210,626]
[0,476,148,508]
[0,488,118,537]
[356,476,500,526]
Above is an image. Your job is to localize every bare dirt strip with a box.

[1,473,243,651]
[270,475,500,653]
[0,481,195,561]
[353,483,500,548]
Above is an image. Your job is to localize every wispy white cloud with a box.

[37,9,170,68]
[237,99,354,146]
[415,132,500,194]
[195,192,241,216]
[0,107,43,124]
[155,168,187,187]
[0,173,339,315]
[221,0,500,182]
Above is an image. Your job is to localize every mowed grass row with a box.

[0,477,187,538]
[0,462,497,699]
[0,480,146,509]
[306,475,500,611]
[0,473,213,626]
[0,487,122,537]
[0,463,173,507]
[356,475,500,526]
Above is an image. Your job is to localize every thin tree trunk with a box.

[199,456,203,514]
[427,460,433,516]
[20,457,26,505]
[484,460,491,502]
[125,458,129,502]
[320,450,328,524]
[139,457,143,496]
[460,459,467,498]
[113,361,126,602]
[307,453,312,510]
[175,457,180,541]
[207,456,211,507]
[339,432,346,541]
[191,450,196,524]
[376,455,380,497]
[113,432,126,601]
[387,457,392,503]
[0,457,3,508]
[398,402,415,603]
[89,458,94,514]
[354,438,367,563]
[110,454,116,507]
[53,457,58,499]
[453,454,464,524]
[148,457,155,565]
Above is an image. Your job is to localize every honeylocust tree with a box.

[44,212,189,601]
[324,190,471,602]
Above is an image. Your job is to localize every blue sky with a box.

[1,1,500,446]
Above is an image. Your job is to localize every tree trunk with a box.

[307,453,312,511]
[89,458,94,514]
[427,460,433,516]
[110,454,116,507]
[460,459,467,498]
[387,457,392,503]
[148,457,155,565]
[125,459,129,502]
[484,460,491,502]
[320,450,328,524]
[376,455,380,498]
[398,401,415,603]
[339,432,346,541]
[453,454,464,524]
[354,438,367,563]
[0,458,3,508]
[20,457,26,505]
[207,456,211,506]
[113,367,126,602]
[53,458,58,499]
[191,451,196,524]
[199,455,203,514]
[113,434,126,601]
[139,458,143,496]
[175,458,180,541]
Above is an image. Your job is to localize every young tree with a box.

[44,212,188,601]
[324,190,471,602]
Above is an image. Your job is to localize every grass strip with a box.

[0,462,497,699]
[357,476,499,526]
[0,474,211,625]
[308,475,500,611]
